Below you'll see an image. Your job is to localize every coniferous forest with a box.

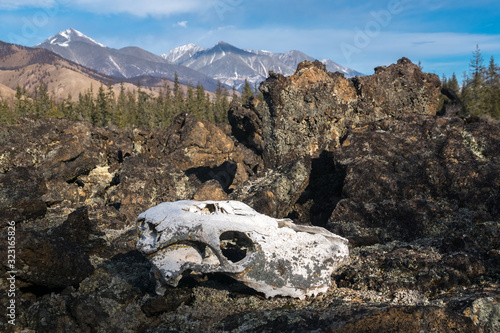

[440,46,500,119]
[0,74,260,128]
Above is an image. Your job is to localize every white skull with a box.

[136,200,349,299]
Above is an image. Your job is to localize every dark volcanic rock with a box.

[231,157,311,218]
[327,114,500,243]
[0,230,94,290]
[165,113,263,190]
[193,179,229,201]
[0,167,47,223]
[257,58,441,168]
[331,306,480,333]
[228,98,264,154]
[50,206,91,246]
[108,154,195,223]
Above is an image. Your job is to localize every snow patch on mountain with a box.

[108,56,125,77]
[44,28,106,49]
[163,41,365,90]
[162,43,206,64]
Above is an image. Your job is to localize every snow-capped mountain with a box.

[36,29,363,93]
[162,43,206,64]
[36,29,223,91]
[165,41,363,90]
[46,28,106,48]
[179,42,294,90]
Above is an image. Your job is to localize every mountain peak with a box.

[41,28,106,48]
[214,41,238,49]
[210,41,252,56]
[161,43,206,63]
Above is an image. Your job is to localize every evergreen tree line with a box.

[0,74,260,127]
[441,45,500,119]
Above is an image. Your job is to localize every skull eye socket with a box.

[219,231,254,263]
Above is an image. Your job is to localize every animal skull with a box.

[136,200,349,299]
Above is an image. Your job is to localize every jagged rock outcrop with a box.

[327,114,500,245]
[228,99,264,154]
[165,113,263,191]
[251,58,441,168]
[3,230,94,290]
[0,167,47,223]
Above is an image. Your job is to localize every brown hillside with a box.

[0,40,213,101]
[0,82,15,100]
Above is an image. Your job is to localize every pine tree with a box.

[61,94,75,119]
[106,83,116,126]
[159,83,173,128]
[185,84,197,117]
[241,79,254,106]
[136,83,152,127]
[126,89,137,126]
[77,86,95,123]
[463,45,486,115]
[34,81,52,117]
[212,81,229,123]
[231,85,238,104]
[173,73,184,115]
[94,84,109,126]
[115,82,127,129]
[0,99,14,124]
[485,56,500,118]
[14,85,32,117]
[447,73,460,96]
[195,83,209,120]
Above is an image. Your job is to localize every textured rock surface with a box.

[0,58,498,332]
[256,58,441,168]
[230,157,311,218]
[0,229,94,291]
[166,113,264,190]
[326,114,500,244]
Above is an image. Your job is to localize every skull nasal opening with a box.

[219,231,253,263]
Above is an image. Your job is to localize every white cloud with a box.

[176,21,188,28]
[0,0,213,16]
[70,0,211,17]
[0,0,57,9]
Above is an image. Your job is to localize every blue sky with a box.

[1,0,499,79]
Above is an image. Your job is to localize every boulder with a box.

[165,113,263,190]
[231,157,311,218]
[0,230,94,290]
[242,58,440,168]
[327,114,500,243]
[0,167,47,223]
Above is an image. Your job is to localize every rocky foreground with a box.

[0,59,499,332]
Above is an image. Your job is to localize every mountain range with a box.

[35,28,222,92]
[35,28,363,92]
[162,42,363,90]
